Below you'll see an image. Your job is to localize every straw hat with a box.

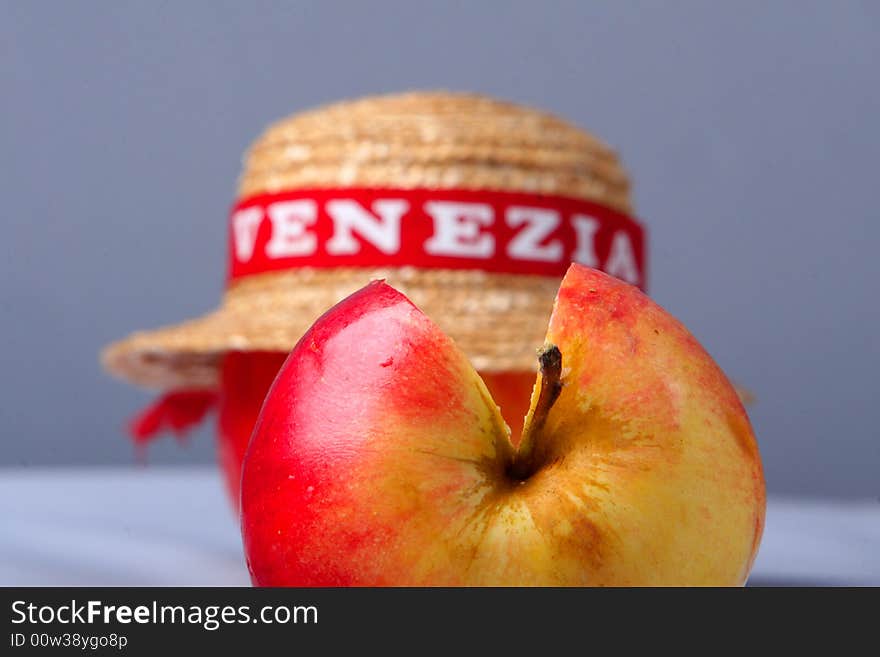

[101,91,637,390]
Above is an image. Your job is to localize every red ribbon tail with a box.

[127,390,218,446]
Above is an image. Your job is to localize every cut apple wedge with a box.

[241,264,765,586]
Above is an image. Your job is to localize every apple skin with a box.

[241,265,765,586]
[215,351,526,509]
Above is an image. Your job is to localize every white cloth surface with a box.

[1,466,877,586]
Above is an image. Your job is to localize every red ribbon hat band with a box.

[228,188,647,290]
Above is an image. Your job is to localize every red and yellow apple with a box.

[241,264,765,585]
[215,356,531,508]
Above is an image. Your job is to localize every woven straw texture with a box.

[102,91,633,389]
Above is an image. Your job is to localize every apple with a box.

[215,353,531,508]
[241,264,765,585]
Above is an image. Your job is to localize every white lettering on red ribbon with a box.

[265,200,318,258]
[571,215,600,269]
[605,230,640,285]
[325,199,409,255]
[506,206,563,262]
[231,206,263,262]
[423,201,495,258]
[227,188,647,290]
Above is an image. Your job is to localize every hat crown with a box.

[239,91,632,214]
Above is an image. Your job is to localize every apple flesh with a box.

[241,265,765,585]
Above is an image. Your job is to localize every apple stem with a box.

[509,344,562,481]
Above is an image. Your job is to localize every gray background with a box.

[1,1,877,498]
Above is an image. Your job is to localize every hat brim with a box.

[101,268,561,389]
[102,266,755,406]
